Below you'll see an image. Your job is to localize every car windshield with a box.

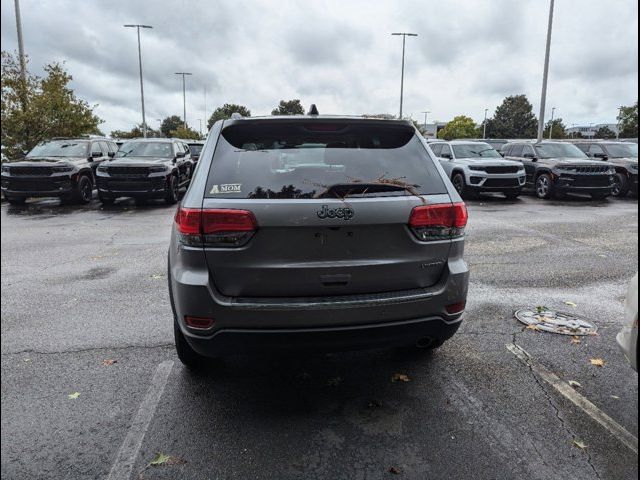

[27,140,89,158]
[452,144,501,159]
[205,121,447,199]
[117,141,174,158]
[189,144,203,155]
[605,143,638,158]
[534,143,587,159]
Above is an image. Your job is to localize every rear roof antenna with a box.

[307,104,319,116]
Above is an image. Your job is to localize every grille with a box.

[570,176,612,188]
[573,165,610,174]
[483,166,521,174]
[484,178,520,188]
[5,177,68,191]
[9,166,53,176]
[107,166,150,176]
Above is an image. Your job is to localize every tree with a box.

[207,103,251,129]
[437,116,478,140]
[485,95,538,139]
[594,125,616,139]
[169,125,202,140]
[1,51,103,158]
[618,102,638,138]
[271,99,305,116]
[160,115,183,137]
[110,124,161,139]
[543,118,567,139]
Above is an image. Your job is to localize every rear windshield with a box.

[205,122,446,199]
[189,144,204,155]
[452,144,501,159]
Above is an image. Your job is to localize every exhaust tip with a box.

[415,337,435,349]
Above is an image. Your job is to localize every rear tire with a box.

[74,175,93,204]
[5,195,26,205]
[452,173,477,199]
[611,173,630,198]
[174,320,209,369]
[164,175,179,205]
[535,173,555,200]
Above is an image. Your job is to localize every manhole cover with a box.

[515,308,597,336]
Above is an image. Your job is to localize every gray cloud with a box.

[1,0,637,134]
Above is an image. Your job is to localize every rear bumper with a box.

[183,316,462,356]
[168,238,470,356]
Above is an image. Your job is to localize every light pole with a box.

[13,0,27,85]
[204,86,207,131]
[482,108,489,139]
[536,0,555,143]
[548,107,556,139]
[198,119,202,136]
[616,106,623,139]
[174,72,193,129]
[421,111,430,132]
[391,32,418,119]
[124,24,152,138]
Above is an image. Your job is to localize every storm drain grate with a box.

[515,308,598,336]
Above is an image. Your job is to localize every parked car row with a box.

[1,137,199,205]
[427,139,638,200]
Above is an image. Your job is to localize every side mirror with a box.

[442,153,453,160]
[523,153,537,161]
[176,151,186,158]
[594,153,608,160]
[108,151,115,158]
[91,151,102,158]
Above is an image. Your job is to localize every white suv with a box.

[427,140,526,199]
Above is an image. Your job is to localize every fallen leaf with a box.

[590,358,605,367]
[150,274,164,279]
[573,439,588,450]
[389,466,402,475]
[23,358,31,362]
[101,359,117,367]
[148,453,185,467]
[568,380,582,388]
[391,373,411,383]
[565,301,578,308]
[68,392,80,399]
[327,376,342,387]
[571,336,582,344]
[611,395,620,400]
[526,324,541,331]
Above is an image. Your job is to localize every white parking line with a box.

[506,343,638,454]
[106,360,174,480]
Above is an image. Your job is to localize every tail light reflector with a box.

[184,315,215,329]
[175,206,257,247]
[408,203,468,241]
[446,301,467,315]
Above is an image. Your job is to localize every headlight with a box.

[629,164,638,172]
[97,165,109,173]
[149,165,169,173]
[468,166,485,171]
[1,165,9,173]
[607,168,616,175]
[52,166,74,173]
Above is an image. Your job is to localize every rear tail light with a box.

[175,206,257,247]
[408,203,468,241]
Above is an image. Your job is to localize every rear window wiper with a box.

[316,182,420,199]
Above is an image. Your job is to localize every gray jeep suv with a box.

[168,111,470,367]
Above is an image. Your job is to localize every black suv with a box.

[1,137,117,205]
[573,141,638,197]
[186,141,205,165]
[96,138,193,205]
[502,141,616,200]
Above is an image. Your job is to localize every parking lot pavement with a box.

[1,194,638,479]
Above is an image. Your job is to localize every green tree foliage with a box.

[207,103,251,129]
[618,102,638,138]
[1,51,103,158]
[160,115,183,137]
[169,125,202,140]
[543,118,567,139]
[485,95,538,139]
[271,99,305,116]
[594,126,617,139]
[110,124,161,139]
[437,115,478,140]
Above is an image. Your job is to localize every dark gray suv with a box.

[168,112,470,367]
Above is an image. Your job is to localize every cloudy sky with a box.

[1,0,637,134]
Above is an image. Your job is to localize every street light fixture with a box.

[174,72,193,130]
[391,33,418,120]
[124,24,153,138]
[536,0,555,143]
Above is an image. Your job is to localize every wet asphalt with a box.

[1,192,638,480]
